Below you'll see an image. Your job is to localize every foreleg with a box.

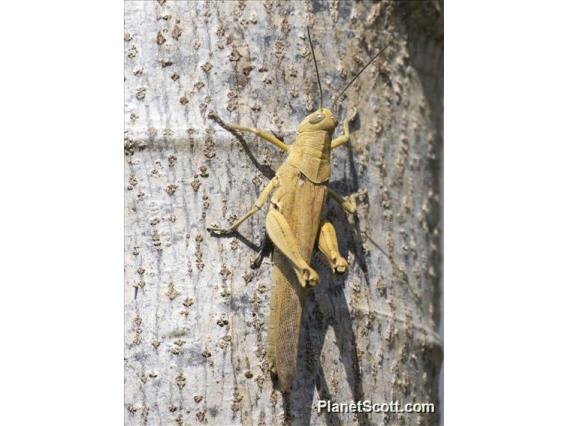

[208,112,288,152]
[331,107,358,150]
[229,124,288,152]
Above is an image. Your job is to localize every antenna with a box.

[307,26,323,109]
[331,42,392,111]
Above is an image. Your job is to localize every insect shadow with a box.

[208,228,261,254]
[329,115,372,288]
[284,201,370,426]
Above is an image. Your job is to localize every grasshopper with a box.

[207,28,390,391]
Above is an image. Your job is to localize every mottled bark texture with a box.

[124,1,443,425]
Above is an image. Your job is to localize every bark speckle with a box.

[135,88,146,100]
[166,282,179,300]
[175,373,186,390]
[165,184,178,195]
[172,23,182,40]
[199,165,209,177]
[201,62,213,73]
[156,31,166,45]
[127,45,138,58]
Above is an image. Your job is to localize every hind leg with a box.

[265,209,319,287]
[318,220,348,274]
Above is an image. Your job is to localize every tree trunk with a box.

[124,1,443,425]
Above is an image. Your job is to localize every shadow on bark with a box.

[209,229,261,254]
[284,204,369,426]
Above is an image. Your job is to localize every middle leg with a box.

[331,107,358,150]
[207,177,279,236]
[318,220,348,274]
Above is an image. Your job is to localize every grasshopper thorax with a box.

[298,108,338,134]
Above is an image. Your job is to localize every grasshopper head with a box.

[298,108,338,133]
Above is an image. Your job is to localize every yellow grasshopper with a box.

[207,28,390,391]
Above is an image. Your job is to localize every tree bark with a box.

[124,1,443,425]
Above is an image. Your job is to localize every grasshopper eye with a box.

[308,113,325,124]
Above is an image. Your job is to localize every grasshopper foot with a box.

[301,267,319,287]
[341,195,357,215]
[207,224,235,236]
[331,255,348,274]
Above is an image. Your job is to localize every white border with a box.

[0,1,123,425]
[1,1,568,425]
[446,1,568,424]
